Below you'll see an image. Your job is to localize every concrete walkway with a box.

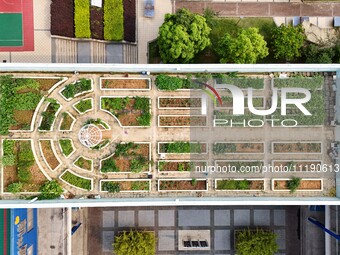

[175,1,340,17]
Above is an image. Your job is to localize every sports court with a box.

[0,0,34,51]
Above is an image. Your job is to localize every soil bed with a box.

[51,0,74,37]
[60,112,74,131]
[216,179,264,190]
[101,79,149,89]
[274,180,322,190]
[159,142,207,154]
[74,157,92,171]
[273,161,322,171]
[10,110,34,130]
[159,98,201,108]
[214,143,264,154]
[90,6,104,40]
[40,140,60,170]
[273,143,321,153]
[159,161,206,172]
[159,180,207,191]
[101,143,150,173]
[123,0,136,42]
[103,180,149,191]
[35,78,62,92]
[159,116,207,126]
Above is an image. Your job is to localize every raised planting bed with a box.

[101,96,151,126]
[39,140,61,171]
[51,0,74,37]
[73,98,93,114]
[74,0,91,38]
[215,179,264,191]
[272,178,323,191]
[60,78,92,100]
[214,110,263,127]
[158,97,201,109]
[215,161,264,173]
[85,118,110,130]
[90,5,104,40]
[273,76,324,90]
[30,77,67,94]
[59,112,76,131]
[158,142,208,154]
[100,77,150,90]
[91,139,110,150]
[38,99,61,131]
[270,91,325,126]
[123,0,136,42]
[272,142,322,154]
[74,156,93,171]
[272,160,322,172]
[101,180,150,192]
[100,142,150,173]
[155,74,201,90]
[104,0,124,41]
[158,161,207,172]
[60,170,92,191]
[218,96,264,108]
[2,139,47,193]
[158,179,208,191]
[213,142,264,154]
[158,115,207,127]
[59,139,75,158]
[214,75,265,89]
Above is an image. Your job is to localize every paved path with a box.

[175,1,340,17]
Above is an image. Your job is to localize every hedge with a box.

[74,0,91,38]
[104,0,124,41]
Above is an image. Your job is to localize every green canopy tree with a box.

[113,231,156,255]
[38,180,64,200]
[157,8,211,63]
[272,24,306,61]
[236,229,278,255]
[216,27,268,63]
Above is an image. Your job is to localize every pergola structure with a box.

[78,124,102,148]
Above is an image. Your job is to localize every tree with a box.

[157,8,211,63]
[304,43,334,63]
[236,229,278,255]
[272,24,306,61]
[113,231,156,255]
[216,28,268,63]
[38,180,64,200]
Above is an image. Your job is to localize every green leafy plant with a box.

[286,177,301,193]
[236,229,278,255]
[61,171,91,190]
[74,0,91,38]
[102,182,120,193]
[74,99,92,113]
[7,182,23,193]
[104,0,124,41]
[17,168,31,183]
[113,231,156,255]
[38,180,64,200]
[39,100,60,131]
[61,79,92,99]
[155,74,184,90]
[101,158,119,172]
[59,139,74,157]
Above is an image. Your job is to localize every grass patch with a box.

[61,171,91,190]
[74,0,91,38]
[74,99,92,113]
[104,0,124,41]
[59,139,74,157]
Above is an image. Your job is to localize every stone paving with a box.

[87,205,301,255]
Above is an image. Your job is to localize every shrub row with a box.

[104,0,124,41]
[74,0,91,38]
[61,171,91,190]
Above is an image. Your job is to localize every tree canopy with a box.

[157,8,211,63]
[236,229,278,255]
[113,231,156,255]
[272,24,306,61]
[216,27,268,63]
[38,180,64,200]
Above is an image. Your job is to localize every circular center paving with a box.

[78,124,102,148]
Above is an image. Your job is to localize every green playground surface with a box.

[0,209,11,255]
[0,13,23,47]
